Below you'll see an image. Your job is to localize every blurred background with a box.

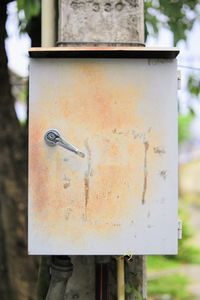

[1,0,200,299]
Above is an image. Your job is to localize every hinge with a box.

[177,70,181,90]
[178,220,182,240]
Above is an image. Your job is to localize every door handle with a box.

[44,129,85,158]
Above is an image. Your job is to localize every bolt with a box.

[47,132,56,140]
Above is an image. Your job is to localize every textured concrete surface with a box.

[58,0,144,44]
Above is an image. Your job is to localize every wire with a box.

[100,264,103,300]
[96,263,109,300]
[178,65,200,71]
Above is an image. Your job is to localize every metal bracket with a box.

[178,220,182,240]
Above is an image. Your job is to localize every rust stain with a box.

[64,208,72,220]
[142,141,149,205]
[29,123,50,215]
[84,139,92,220]
[63,182,70,189]
[63,175,71,189]
[29,59,169,250]
[84,177,89,220]
[108,142,119,156]
[29,119,83,231]
[86,164,137,226]
[57,62,141,136]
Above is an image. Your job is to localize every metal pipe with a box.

[117,257,125,300]
[42,0,56,47]
[45,256,73,300]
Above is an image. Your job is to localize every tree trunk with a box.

[0,1,37,299]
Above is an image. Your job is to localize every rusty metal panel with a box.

[28,58,178,255]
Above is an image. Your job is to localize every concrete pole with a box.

[41,0,56,47]
[57,1,146,299]
[58,0,144,45]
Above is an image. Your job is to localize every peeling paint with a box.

[84,139,92,220]
[132,127,152,142]
[64,208,73,220]
[153,146,166,155]
[160,170,167,180]
[142,141,149,204]
[63,182,70,189]
[63,175,70,189]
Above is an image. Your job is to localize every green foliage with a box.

[147,255,179,271]
[145,0,200,45]
[17,0,40,19]
[178,112,194,144]
[148,274,192,300]
[16,0,200,47]
[19,83,28,103]
[17,0,41,31]
[145,0,200,130]
[126,284,143,300]
[178,244,200,264]
[188,74,200,97]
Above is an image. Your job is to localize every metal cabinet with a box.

[28,47,179,255]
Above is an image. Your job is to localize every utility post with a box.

[56,1,147,299]
[33,2,179,299]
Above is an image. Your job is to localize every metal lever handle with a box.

[44,129,85,158]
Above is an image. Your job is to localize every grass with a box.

[147,256,180,271]
[148,273,194,300]
[147,197,200,300]
[147,256,188,299]
[146,155,200,299]
[175,244,200,264]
